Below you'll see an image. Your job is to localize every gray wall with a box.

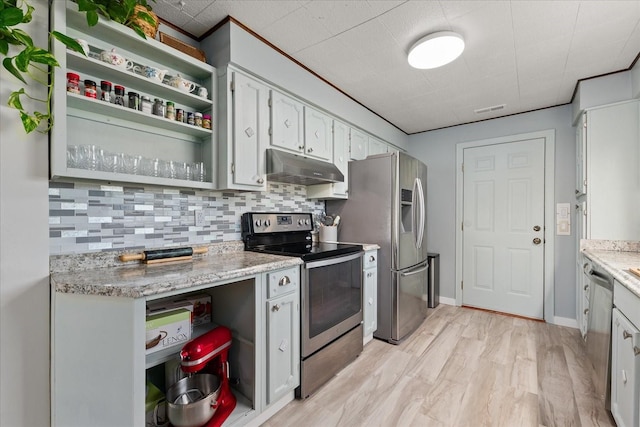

[407,104,577,320]
[0,1,51,425]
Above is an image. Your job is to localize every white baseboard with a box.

[553,316,578,329]
[436,296,456,306]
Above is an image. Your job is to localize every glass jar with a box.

[114,85,126,106]
[202,114,211,130]
[176,109,184,123]
[100,81,112,102]
[194,112,203,127]
[165,101,175,120]
[186,112,195,126]
[140,96,153,114]
[152,98,165,117]
[67,72,81,94]
[128,92,139,110]
[84,79,97,98]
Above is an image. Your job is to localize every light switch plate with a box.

[556,203,570,236]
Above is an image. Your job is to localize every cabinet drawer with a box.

[268,267,299,298]
[364,251,378,269]
[614,280,640,328]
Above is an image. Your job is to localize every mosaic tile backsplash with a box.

[49,181,325,255]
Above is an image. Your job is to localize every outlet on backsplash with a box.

[194,210,205,227]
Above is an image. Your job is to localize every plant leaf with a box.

[22,3,34,23]
[10,28,33,47]
[0,6,24,27]
[14,48,31,72]
[2,57,26,84]
[20,111,40,134]
[86,9,99,26]
[52,31,85,56]
[135,11,156,27]
[128,23,147,40]
[7,88,25,110]
[29,48,60,67]
[0,38,8,55]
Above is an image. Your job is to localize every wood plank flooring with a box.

[263,305,616,427]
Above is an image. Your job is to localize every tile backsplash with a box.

[49,181,325,255]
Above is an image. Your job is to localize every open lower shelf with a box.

[146,323,219,369]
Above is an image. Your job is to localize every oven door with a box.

[302,251,364,358]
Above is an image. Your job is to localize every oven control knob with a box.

[264,219,271,227]
[255,219,262,227]
[305,219,310,225]
[298,219,304,226]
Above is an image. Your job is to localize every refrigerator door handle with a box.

[412,178,419,248]
[400,263,429,277]
[416,177,425,249]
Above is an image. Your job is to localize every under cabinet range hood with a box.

[266,149,344,185]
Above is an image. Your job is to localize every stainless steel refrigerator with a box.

[327,152,428,343]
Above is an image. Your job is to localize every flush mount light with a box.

[407,31,465,69]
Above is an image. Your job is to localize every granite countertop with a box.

[51,246,302,298]
[581,240,640,298]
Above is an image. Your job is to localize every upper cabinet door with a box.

[576,113,587,196]
[270,90,304,153]
[304,107,333,161]
[368,136,388,156]
[350,128,367,160]
[332,120,349,197]
[232,72,269,189]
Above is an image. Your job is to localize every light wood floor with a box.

[263,304,616,427]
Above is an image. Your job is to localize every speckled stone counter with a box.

[50,241,302,298]
[581,240,640,298]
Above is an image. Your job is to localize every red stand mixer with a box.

[176,326,236,427]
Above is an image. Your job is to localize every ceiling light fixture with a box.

[407,31,465,69]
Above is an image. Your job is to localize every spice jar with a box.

[100,81,112,102]
[194,112,203,127]
[202,114,211,130]
[83,79,97,98]
[152,98,165,117]
[176,109,184,123]
[165,101,175,120]
[67,72,81,94]
[114,85,126,106]
[186,112,195,126]
[140,96,153,114]
[127,91,139,110]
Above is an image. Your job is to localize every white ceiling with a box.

[151,0,640,134]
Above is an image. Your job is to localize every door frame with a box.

[455,130,555,322]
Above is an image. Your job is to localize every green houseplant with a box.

[1,0,156,134]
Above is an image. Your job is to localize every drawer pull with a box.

[584,285,589,291]
[584,308,589,315]
[278,276,291,287]
[272,304,280,312]
[369,255,376,262]
[622,370,627,384]
[623,330,633,340]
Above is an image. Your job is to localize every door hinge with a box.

[461,222,463,231]
[461,163,464,172]
[461,281,464,289]
[268,97,272,108]
[230,79,235,92]
[231,163,235,174]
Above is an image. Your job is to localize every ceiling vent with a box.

[474,104,506,114]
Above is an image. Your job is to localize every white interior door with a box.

[462,138,545,319]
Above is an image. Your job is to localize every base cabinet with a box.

[52,266,300,427]
[363,250,378,344]
[612,282,640,427]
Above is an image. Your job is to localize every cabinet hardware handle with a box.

[257,178,264,184]
[622,370,627,384]
[533,237,541,245]
[273,304,280,312]
[298,145,304,150]
[533,225,541,231]
[307,147,314,153]
[584,308,589,315]
[584,285,589,291]
[623,330,633,340]
[367,272,372,278]
[284,119,291,128]
[635,346,640,356]
[369,255,376,262]
[278,276,290,287]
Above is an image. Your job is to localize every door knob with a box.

[533,237,541,245]
[533,225,541,231]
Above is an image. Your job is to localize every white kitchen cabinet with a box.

[307,119,349,199]
[52,265,301,427]
[368,136,388,156]
[350,128,368,160]
[304,107,333,161]
[612,281,640,427]
[576,202,588,340]
[576,114,587,197]
[579,100,640,240]
[270,90,304,154]
[50,1,216,190]
[363,250,378,345]
[218,69,269,190]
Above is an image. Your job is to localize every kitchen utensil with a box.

[197,87,208,98]
[165,374,221,427]
[333,215,341,226]
[177,326,236,427]
[119,246,208,264]
[322,215,334,226]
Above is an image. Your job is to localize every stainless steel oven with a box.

[242,212,364,399]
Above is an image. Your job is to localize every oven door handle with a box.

[304,251,364,269]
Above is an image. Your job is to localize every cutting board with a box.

[629,268,640,279]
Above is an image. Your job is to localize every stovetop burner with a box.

[241,212,362,261]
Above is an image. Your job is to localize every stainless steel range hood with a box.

[266,149,344,185]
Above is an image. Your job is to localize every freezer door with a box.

[396,153,428,270]
[391,261,429,343]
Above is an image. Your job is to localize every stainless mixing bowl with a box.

[166,374,221,427]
